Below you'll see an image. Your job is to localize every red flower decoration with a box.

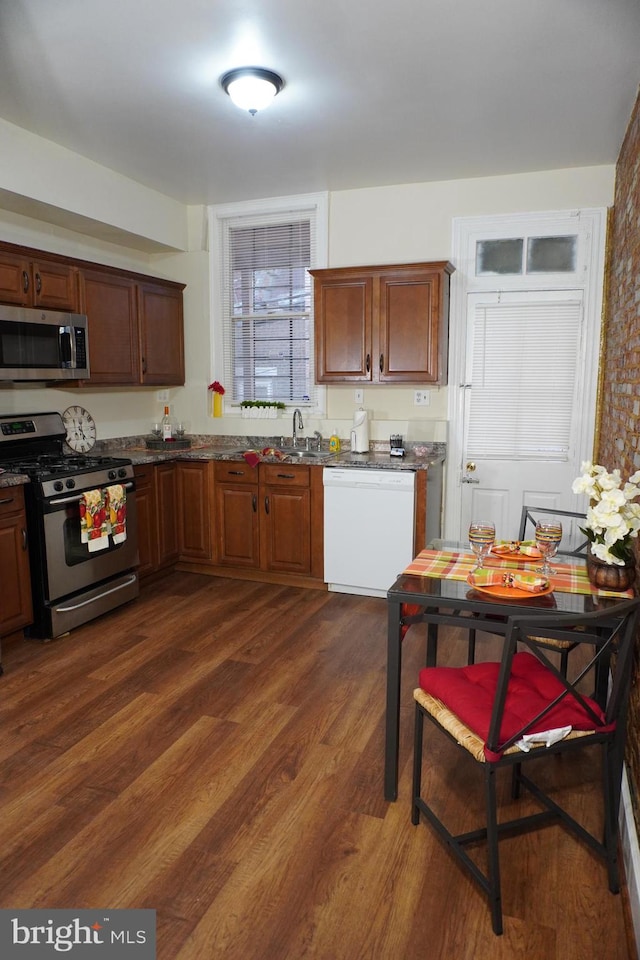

[208,381,225,395]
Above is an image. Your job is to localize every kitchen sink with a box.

[223,447,334,460]
[281,448,334,459]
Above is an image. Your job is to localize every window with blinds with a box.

[213,196,326,407]
[466,299,582,459]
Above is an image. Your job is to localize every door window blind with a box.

[217,204,320,406]
[466,299,582,459]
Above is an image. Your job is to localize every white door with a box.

[445,209,607,550]
[459,290,585,547]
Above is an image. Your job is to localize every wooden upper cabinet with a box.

[313,275,373,380]
[0,250,79,311]
[0,240,185,388]
[80,271,185,386]
[312,261,454,384]
[138,281,185,385]
[79,269,139,384]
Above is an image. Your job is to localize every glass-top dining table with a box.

[384,540,634,801]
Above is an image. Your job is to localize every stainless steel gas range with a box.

[0,411,139,639]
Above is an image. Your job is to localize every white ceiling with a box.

[0,0,639,207]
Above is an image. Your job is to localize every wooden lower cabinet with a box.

[137,458,323,587]
[156,462,179,567]
[135,463,179,579]
[214,462,261,568]
[177,461,214,563]
[213,461,324,583]
[260,465,311,575]
[0,486,33,638]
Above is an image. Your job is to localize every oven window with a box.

[63,513,124,565]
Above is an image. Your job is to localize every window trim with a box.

[209,192,329,416]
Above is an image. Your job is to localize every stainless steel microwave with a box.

[0,304,90,380]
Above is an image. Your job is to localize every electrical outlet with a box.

[414,389,431,406]
[354,389,364,404]
[156,389,169,403]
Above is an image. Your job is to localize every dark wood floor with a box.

[0,572,635,959]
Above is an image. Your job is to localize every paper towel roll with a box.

[351,408,369,453]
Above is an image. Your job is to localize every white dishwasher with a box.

[323,467,416,597]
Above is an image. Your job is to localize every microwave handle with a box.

[58,325,75,368]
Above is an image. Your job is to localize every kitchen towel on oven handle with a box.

[80,488,110,552]
[106,483,127,543]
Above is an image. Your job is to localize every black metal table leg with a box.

[384,598,403,801]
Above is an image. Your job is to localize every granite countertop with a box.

[0,436,445,487]
[0,470,30,489]
[103,438,445,472]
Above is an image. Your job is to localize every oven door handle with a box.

[55,574,138,612]
[49,480,135,506]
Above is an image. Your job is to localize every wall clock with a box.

[62,405,97,454]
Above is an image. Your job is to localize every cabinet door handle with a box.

[379,353,384,372]
[276,473,295,479]
[252,494,257,512]
[366,353,370,373]
[22,528,28,551]
[0,496,15,506]
[141,356,147,373]
[35,272,42,294]
[228,470,245,476]
[22,270,29,293]
[264,495,270,515]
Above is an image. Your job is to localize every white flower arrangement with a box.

[572,461,640,565]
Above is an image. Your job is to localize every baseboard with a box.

[620,766,640,955]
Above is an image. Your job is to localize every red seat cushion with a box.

[419,651,611,761]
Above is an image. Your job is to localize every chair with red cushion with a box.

[411,597,640,936]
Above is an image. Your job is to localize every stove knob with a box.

[108,470,117,481]
[66,478,76,489]
[118,468,128,479]
[53,480,64,492]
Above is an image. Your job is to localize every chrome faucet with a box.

[292,408,304,446]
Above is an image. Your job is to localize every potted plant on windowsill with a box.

[572,461,640,590]
[240,400,286,419]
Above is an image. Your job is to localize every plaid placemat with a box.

[403,548,634,598]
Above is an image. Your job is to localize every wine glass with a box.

[469,521,495,571]
[150,422,162,439]
[535,521,562,576]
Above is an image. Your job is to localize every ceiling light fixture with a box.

[220,67,284,116]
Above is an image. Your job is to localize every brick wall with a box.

[600,86,640,827]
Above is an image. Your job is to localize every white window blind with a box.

[215,199,323,407]
[466,299,582,459]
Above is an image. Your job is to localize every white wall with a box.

[0,122,616,443]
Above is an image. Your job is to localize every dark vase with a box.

[586,545,637,591]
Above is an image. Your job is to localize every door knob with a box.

[466,461,476,472]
